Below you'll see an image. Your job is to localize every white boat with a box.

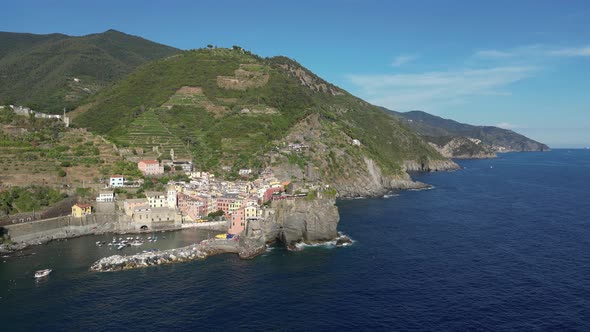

[117,245,125,250]
[34,269,52,278]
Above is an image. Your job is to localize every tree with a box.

[207,209,225,218]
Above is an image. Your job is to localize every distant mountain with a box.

[388,110,549,156]
[0,30,179,113]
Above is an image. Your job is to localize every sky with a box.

[2,0,589,147]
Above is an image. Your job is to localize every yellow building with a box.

[71,204,92,218]
[229,199,243,215]
[244,205,257,218]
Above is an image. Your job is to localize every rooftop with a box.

[139,159,159,165]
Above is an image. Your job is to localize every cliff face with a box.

[272,113,459,198]
[238,194,339,258]
[426,137,497,159]
[330,157,434,197]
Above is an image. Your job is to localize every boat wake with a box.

[293,233,355,250]
[408,186,435,191]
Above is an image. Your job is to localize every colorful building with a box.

[229,207,246,235]
[146,191,167,208]
[71,204,92,217]
[124,198,149,216]
[138,159,164,176]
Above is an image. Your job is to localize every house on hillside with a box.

[96,190,115,203]
[138,159,164,176]
[71,204,92,217]
[239,168,252,176]
[110,175,125,187]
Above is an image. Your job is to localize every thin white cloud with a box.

[391,54,417,67]
[475,45,590,59]
[347,66,536,111]
[475,50,515,58]
[547,46,590,56]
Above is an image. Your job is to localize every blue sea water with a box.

[2,150,590,331]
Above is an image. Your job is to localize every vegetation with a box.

[74,47,446,178]
[391,110,549,151]
[0,186,66,215]
[0,30,179,113]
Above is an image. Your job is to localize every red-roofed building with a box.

[71,204,92,217]
[263,187,282,203]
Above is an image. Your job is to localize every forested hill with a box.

[0,30,179,113]
[73,47,453,194]
[390,110,549,152]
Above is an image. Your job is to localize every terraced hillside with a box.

[75,47,453,194]
[0,109,137,189]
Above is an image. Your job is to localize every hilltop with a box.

[390,110,549,158]
[74,47,456,196]
[0,30,179,113]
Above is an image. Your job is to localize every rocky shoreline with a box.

[90,239,240,272]
[90,233,354,272]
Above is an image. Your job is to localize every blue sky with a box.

[2,0,589,147]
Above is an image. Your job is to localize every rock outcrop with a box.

[426,136,497,159]
[239,194,340,258]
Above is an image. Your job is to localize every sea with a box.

[1,149,590,331]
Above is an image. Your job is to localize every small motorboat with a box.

[117,245,125,250]
[34,269,52,278]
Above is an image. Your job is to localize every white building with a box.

[239,168,252,176]
[167,185,177,209]
[109,175,125,188]
[146,191,167,208]
[96,190,115,203]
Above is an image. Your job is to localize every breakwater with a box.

[90,238,240,272]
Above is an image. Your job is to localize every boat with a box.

[130,240,143,246]
[117,245,125,250]
[34,269,52,278]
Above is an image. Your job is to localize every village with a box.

[71,155,319,239]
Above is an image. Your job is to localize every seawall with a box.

[2,214,227,248]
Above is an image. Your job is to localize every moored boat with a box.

[34,269,52,278]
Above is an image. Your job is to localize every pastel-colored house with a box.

[229,207,246,235]
[71,204,92,217]
[138,160,164,176]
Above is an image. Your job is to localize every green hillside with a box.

[0,30,179,113]
[390,110,549,152]
[75,47,445,180]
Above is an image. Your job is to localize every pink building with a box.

[138,160,164,176]
[229,207,245,235]
[216,197,237,217]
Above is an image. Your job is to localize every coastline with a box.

[1,162,460,258]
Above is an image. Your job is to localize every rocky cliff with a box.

[272,113,459,198]
[239,194,339,258]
